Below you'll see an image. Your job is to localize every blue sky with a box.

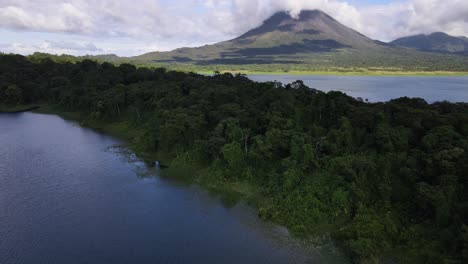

[0,0,467,56]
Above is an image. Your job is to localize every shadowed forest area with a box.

[1,54,468,263]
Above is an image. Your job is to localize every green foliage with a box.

[1,54,467,263]
[342,207,399,261]
[221,142,246,177]
[0,85,23,104]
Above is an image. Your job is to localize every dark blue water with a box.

[0,113,346,264]
[248,75,468,103]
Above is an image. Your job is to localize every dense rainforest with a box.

[1,54,468,263]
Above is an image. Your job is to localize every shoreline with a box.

[28,105,302,233]
[0,105,41,113]
[197,70,468,77]
[4,108,349,263]
[27,104,327,231]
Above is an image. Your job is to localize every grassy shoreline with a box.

[197,70,468,76]
[0,104,41,113]
[31,104,163,161]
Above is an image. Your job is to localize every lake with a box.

[0,112,348,264]
[247,75,468,103]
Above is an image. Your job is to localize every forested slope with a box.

[1,54,468,263]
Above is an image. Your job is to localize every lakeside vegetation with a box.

[0,103,40,113]
[24,52,468,76]
[1,54,468,263]
[198,70,468,77]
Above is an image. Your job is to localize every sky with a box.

[0,0,467,56]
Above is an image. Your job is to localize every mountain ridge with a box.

[391,32,468,55]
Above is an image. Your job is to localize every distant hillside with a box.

[391,32,468,55]
[27,52,121,63]
[130,10,468,71]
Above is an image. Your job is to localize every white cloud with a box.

[0,40,103,55]
[0,0,467,55]
[0,1,94,33]
[358,0,468,40]
[46,41,103,52]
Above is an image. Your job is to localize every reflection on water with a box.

[0,112,349,264]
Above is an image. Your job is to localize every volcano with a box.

[131,10,467,69]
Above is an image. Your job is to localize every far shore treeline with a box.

[1,54,467,263]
